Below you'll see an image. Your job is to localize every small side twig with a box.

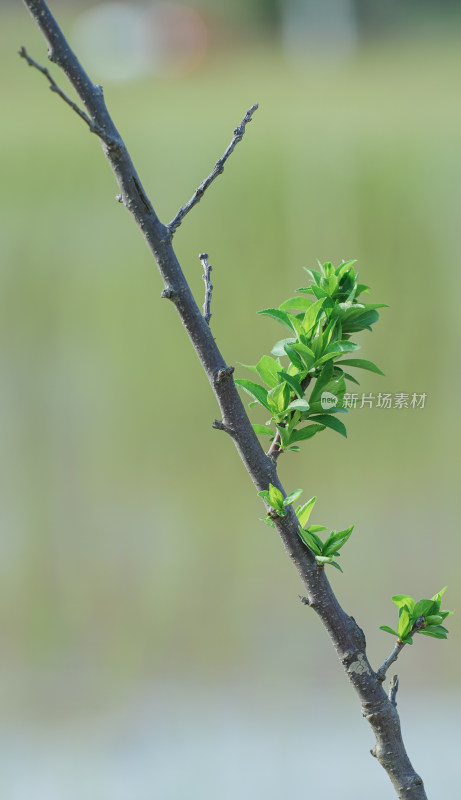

[199,253,213,325]
[168,104,258,233]
[388,675,399,707]
[19,46,110,143]
[376,640,406,683]
[376,616,426,683]
[267,429,282,459]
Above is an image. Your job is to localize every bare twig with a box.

[389,675,399,707]
[199,253,213,325]
[18,46,111,144]
[376,640,407,683]
[267,428,282,459]
[168,104,258,234]
[377,616,426,683]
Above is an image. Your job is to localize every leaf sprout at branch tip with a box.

[235,260,386,456]
[380,587,453,644]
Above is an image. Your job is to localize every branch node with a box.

[212,419,234,435]
[116,194,124,204]
[161,287,176,300]
[19,46,105,139]
[298,595,311,606]
[167,103,259,233]
[216,365,234,383]
[199,252,213,325]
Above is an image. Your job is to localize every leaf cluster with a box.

[380,588,453,644]
[235,261,385,452]
[258,484,302,517]
[259,489,354,573]
[295,495,353,572]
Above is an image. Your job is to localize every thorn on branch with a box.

[199,253,213,325]
[167,103,259,234]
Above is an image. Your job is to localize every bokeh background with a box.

[1,1,460,797]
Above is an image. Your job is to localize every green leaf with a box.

[277,370,304,399]
[267,382,291,415]
[295,496,316,528]
[418,627,448,640]
[424,615,443,627]
[252,424,274,436]
[238,362,258,372]
[258,308,295,332]
[306,524,328,533]
[308,414,347,438]
[268,483,284,511]
[302,299,325,335]
[413,599,437,618]
[276,423,291,449]
[297,526,322,556]
[398,606,412,641]
[289,424,326,444]
[322,525,354,556]
[287,399,310,412]
[380,625,399,637]
[431,587,448,605]
[287,342,316,370]
[337,359,384,375]
[257,490,270,503]
[330,561,344,572]
[279,296,313,311]
[392,595,416,613]
[283,344,305,371]
[283,489,303,507]
[315,555,334,565]
[271,338,296,357]
[342,371,361,386]
[304,267,322,285]
[342,309,380,332]
[256,355,282,388]
[235,379,270,410]
[259,517,275,528]
[324,340,360,355]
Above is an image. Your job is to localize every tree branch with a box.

[376,640,407,683]
[199,252,213,325]
[21,3,429,797]
[377,616,426,683]
[167,104,258,234]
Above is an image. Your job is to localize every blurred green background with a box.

[1,1,460,797]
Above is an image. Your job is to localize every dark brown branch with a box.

[167,104,258,234]
[199,252,213,325]
[21,3,429,798]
